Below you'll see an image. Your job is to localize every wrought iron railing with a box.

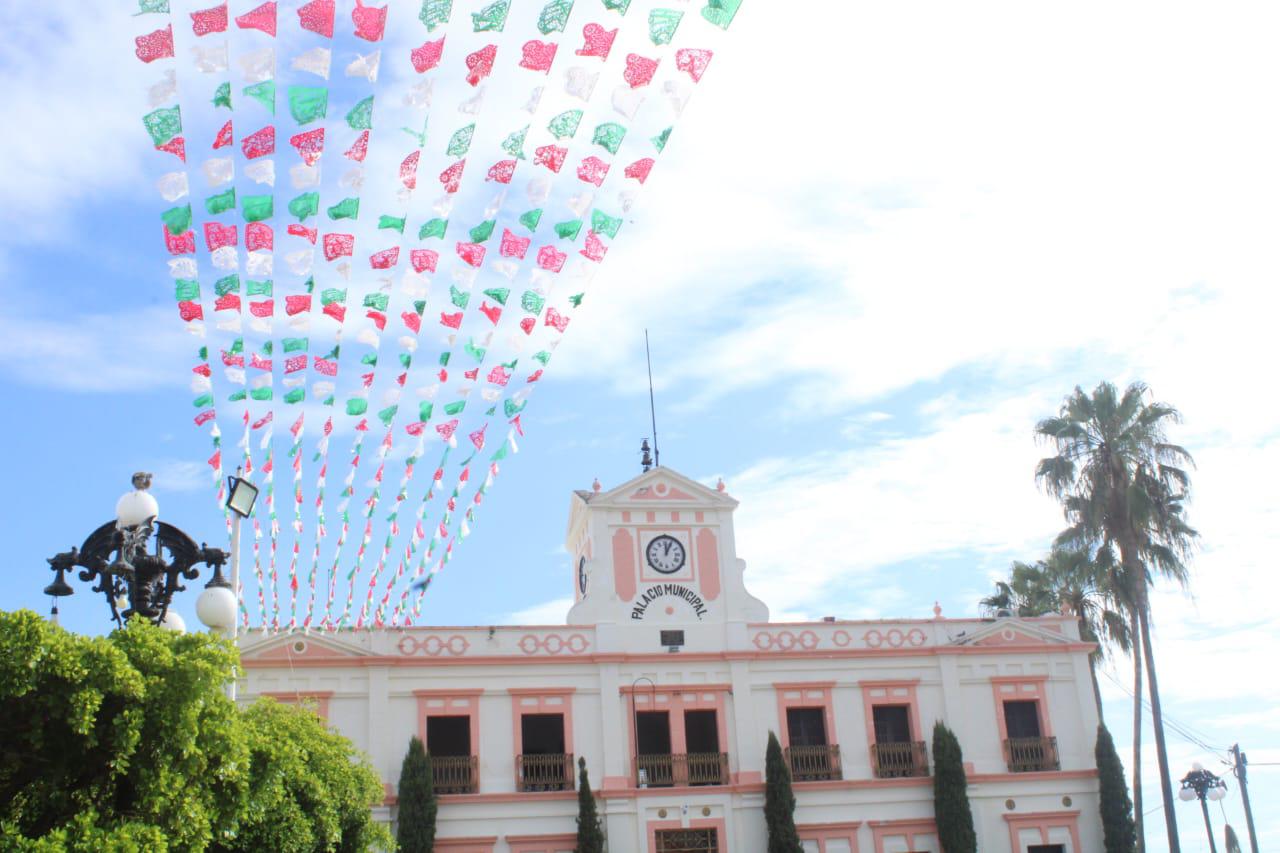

[430,755,478,794]
[784,744,843,782]
[870,740,929,778]
[1004,736,1060,772]
[516,753,574,792]
[655,827,719,852]
[635,752,729,787]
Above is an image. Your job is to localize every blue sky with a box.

[3,2,1279,850]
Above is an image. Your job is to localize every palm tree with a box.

[980,550,1132,719]
[1036,381,1197,853]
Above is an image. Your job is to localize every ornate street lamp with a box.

[44,472,229,630]
[1179,762,1228,853]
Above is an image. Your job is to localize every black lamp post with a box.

[1179,762,1228,853]
[44,472,229,629]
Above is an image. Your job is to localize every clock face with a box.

[577,556,588,595]
[645,534,687,574]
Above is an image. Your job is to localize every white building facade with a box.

[240,467,1104,853]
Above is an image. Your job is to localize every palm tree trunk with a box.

[1132,612,1144,853]
[1137,594,1180,853]
[1088,657,1105,722]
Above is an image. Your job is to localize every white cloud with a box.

[0,4,154,237]
[150,458,215,493]
[0,303,194,393]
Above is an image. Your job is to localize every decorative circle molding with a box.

[396,634,471,656]
[518,633,590,656]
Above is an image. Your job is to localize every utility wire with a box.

[1100,669,1226,758]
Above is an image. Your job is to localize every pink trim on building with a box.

[622,684,731,785]
[696,527,722,601]
[613,528,637,600]
[413,688,483,773]
[798,820,863,852]
[645,817,727,853]
[505,832,577,853]
[858,679,924,748]
[431,837,498,853]
[868,817,938,853]
[508,687,577,757]
[773,681,838,750]
[1003,809,1082,852]
[990,676,1054,741]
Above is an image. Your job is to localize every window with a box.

[655,828,718,852]
[873,705,912,744]
[1004,701,1041,738]
[776,682,841,782]
[625,684,730,787]
[521,714,566,754]
[787,707,829,747]
[517,714,571,791]
[797,821,861,853]
[861,681,927,779]
[991,678,1059,773]
[415,690,481,794]
[427,715,471,756]
[636,710,675,787]
[1028,846,1066,853]
[510,688,575,792]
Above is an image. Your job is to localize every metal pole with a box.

[1200,795,1218,853]
[1231,745,1260,853]
[644,330,659,468]
[227,511,242,701]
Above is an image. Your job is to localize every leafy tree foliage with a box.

[1096,726,1136,853]
[763,731,802,853]
[396,736,437,853]
[224,698,391,853]
[932,722,976,853]
[1037,380,1197,851]
[980,549,1132,717]
[574,756,604,853]
[0,610,391,852]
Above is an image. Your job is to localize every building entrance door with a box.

[654,828,718,852]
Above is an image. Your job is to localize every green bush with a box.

[932,722,976,853]
[0,610,391,852]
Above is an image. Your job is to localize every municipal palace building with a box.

[239,466,1104,853]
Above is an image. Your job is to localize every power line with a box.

[1100,669,1226,758]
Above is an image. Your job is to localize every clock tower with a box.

[564,466,768,653]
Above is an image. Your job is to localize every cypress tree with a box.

[396,736,437,853]
[1096,725,1136,853]
[764,731,803,853]
[932,722,977,853]
[575,756,605,853]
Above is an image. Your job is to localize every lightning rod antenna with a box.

[645,329,660,469]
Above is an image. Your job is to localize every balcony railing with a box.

[784,744,843,782]
[1004,736,1060,773]
[516,753,575,792]
[430,755,478,794]
[635,752,729,787]
[870,740,929,778]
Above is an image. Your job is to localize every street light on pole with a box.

[215,469,258,699]
[1179,762,1228,853]
[43,473,229,631]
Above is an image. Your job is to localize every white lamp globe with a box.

[196,585,238,634]
[1178,787,1197,802]
[116,489,160,528]
[159,610,186,633]
[1208,785,1227,801]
